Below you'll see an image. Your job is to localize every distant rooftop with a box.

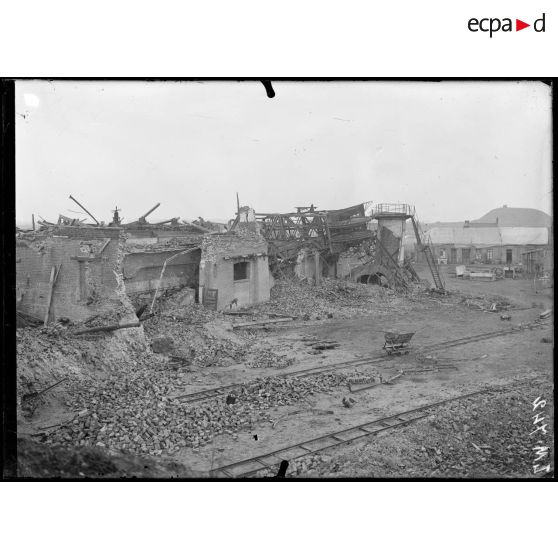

[426,226,548,247]
[472,206,551,228]
[422,206,551,231]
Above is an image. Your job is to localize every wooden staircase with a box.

[410,215,445,291]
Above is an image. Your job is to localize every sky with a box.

[15,80,552,227]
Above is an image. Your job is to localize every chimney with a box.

[503,204,508,208]
[464,220,470,228]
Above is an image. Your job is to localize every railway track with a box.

[210,377,548,478]
[175,321,545,404]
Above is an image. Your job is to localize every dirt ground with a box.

[281,378,554,478]
[16,269,554,478]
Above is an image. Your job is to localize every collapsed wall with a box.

[294,249,322,283]
[16,226,150,403]
[122,246,201,309]
[16,226,136,324]
[336,240,376,279]
[377,219,406,265]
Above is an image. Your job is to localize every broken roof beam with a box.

[327,216,372,228]
[37,215,55,226]
[181,219,213,233]
[325,203,367,216]
[151,217,181,226]
[138,203,161,223]
[68,195,100,225]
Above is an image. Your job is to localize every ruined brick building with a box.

[16,200,439,324]
[16,226,132,324]
[16,219,274,324]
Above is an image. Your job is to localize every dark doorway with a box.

[462,249,470,264]
[506,249,513,264]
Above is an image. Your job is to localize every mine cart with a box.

[383,331,415,355]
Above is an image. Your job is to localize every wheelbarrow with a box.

[383,331,415,356]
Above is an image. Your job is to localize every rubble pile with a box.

[16,325,150,402]
[150,290,217,323]
[286,454,330,477]
[230,373,346,406]
[284,378,554,478]
[245,349,296,369]
[192,342,245,367]
[74,308,132,329]
[258,278,400,319]
[124,236,202,252]
[145,316,293,368]
[41,371,348,455]
[460,294,513,312]
[41,370,255,454]
[344,240,374,256]
[143,290,294,368]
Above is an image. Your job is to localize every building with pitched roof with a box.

[425,225,549,266]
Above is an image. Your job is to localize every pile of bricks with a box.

[41,370,349,456]
[245,349,296,369]
[258,277,396,319]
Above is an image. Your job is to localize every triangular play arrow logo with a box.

[516,19,530,31]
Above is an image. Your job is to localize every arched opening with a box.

[357,273,387,287]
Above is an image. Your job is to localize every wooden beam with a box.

[232,317,294,329]
[73,321,141,335]
[98,239,111,254]
[43,265,60,326]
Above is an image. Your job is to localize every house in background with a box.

[425,226,549,266]
[409,206,552,271]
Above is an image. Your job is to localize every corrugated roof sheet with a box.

[427,227,548,247]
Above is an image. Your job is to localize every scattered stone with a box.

[151,335,176,354]
[42,367,348,455]
[342,397,357,408]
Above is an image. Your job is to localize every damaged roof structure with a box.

[251,202,374,261]
[17,195,443,331]
[244,201,442,291]
[16,199,277,327]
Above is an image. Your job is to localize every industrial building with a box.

[425,226,549,266]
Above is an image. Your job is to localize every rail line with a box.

[174,321,545,404]
[209,377,548,478]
